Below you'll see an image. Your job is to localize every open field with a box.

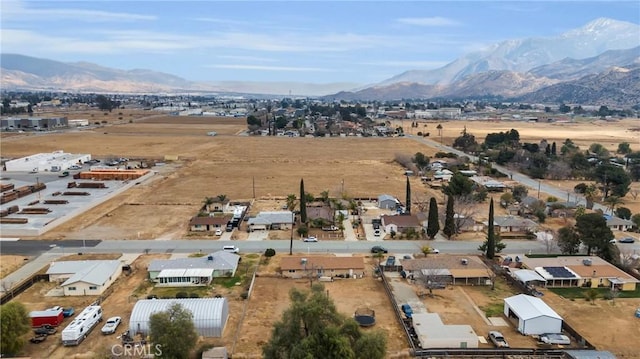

[3,113,638,241]
[0,255,31,279]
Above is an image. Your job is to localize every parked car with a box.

[401,304,413,318]
[322,226,338,231]
[539,333,571,345]
[488,331,509,348]
[386,256,396,266]
[214,229,223,236]
[68,165,82,170]
[223,245,240,253]
[431,248,441,254]
[30,334,47,344]
[101,316,122,335]
[34,324,57,335]
[619,237,635,244]
[62,307,75,317]
[303,236,318,242]
[370,246,388,254]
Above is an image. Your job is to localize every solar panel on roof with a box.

[543,266,575,278]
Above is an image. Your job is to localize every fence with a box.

[0,274,49,305]
[378,265,416,351]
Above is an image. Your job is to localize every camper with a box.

[61,305,103,346]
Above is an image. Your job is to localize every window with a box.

[288,270,296,273]
[89,286,97,290]
[68,286,76,290]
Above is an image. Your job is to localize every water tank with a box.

[583,259,592,266]
[461,258,468,265]
[301,258,307,265]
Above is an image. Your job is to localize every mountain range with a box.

[1,17,639,105]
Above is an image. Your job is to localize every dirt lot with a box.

[1,255,31,279]
[232,254,409,358]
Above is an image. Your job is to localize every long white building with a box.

[4,150,91,172]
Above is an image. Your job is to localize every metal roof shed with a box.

[129,298,228,337]
[503,294,562,335]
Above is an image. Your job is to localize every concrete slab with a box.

[488,317,509,326]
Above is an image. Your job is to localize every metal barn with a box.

[129,298,228,337]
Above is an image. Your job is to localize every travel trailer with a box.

[61,305,102,346]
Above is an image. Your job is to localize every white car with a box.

[223,245,240,253]
[68,165,82,170]
[101,316,121,335]
[431,249,440,254]
[303,236,318,242]
[215,229,223,236]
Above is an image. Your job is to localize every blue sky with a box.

[1,1,639,85]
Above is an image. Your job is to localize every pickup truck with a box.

[488,331,509,348]
[62,307,75,317]
[34,324,57,335]
[539,333,570,345]
[401,304,413,318]
[322,226,338,231]
[30,334,47,344]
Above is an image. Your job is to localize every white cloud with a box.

[206,64,333,72]
[358,60,449,68]
[216,55,278,62]
[1,1,155,22]
[397,17,460,27]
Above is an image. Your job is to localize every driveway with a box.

[247,231,269,241]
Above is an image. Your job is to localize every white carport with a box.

[513,269,547,286]
[504,294,562,335]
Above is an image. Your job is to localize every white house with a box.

[147,251,240,286]
[247,211,294,231]
[606,216,634,231]
[503,294,563,335]
[46,260,122,296]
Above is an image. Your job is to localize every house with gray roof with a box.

[606,216,634,231]
[247,211,294,231]
[46,260,123,296]
[485,215,538,233]
[148,251,240,287]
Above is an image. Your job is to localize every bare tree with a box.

[629,189,638,200]
[394,153,416,172]
[453,195,479,234]
[416,265,449,297]
[547,161,572,180]
[539,230,558,254]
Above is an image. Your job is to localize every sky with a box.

[1,0,639,85]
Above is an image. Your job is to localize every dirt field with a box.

[233,260,409,358]
[1,255,31,279]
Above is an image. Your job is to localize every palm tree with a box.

[202,197,215,212]
[583,184,599,210]
[604,196,624,215]
[286,194,297,211]
[216,194,227,203]
[436,123,443,143]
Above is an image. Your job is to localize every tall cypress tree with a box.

[427,197,440,239]
[300,179,307,223]
[443,195,455,239]
[486,198,496,259]
[405,177,411,215]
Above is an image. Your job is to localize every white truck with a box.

[61,305,103,346]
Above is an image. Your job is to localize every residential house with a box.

[402,256,492,286]
[485,216,538,233]
[306,204,334,223]
[470,176,507,192]
[381,214,422,234]
[46,260,122,296]
[517,255,639,291]
[207,197,230,212]
[148,251,240,286]
[247,211,294,231]
[189,216,230,232]
[378,194,399,210]
[280,256,365,279]
[518,196,542,215]
[606,216,634,231]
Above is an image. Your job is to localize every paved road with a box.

[409,135,609,213]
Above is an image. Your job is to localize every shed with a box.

[512,269,547,286]
[377,194,399,210]
[503,294,562,335]
[129,298,228,337]
[412,313,478,348]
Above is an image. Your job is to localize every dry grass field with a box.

[2,113,638,241]
[0,255,31,279]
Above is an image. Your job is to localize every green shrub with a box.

[265,248,276,257]
[176,292,188,298]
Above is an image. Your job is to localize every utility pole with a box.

[289,211,294,255]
